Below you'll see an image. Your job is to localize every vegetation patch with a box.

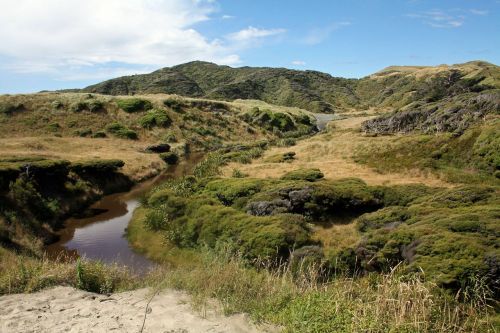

[159,152,179,165]
[139,109,172,128]
[355,121,500,183]
[116,98,153,113]
[105,122,138,140]
[264,151,296,163]
[281,168,324,182]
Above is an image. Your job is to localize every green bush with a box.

[139,109,172,128]
[116,98,153,113]
[281,168,324,182]
[105,122,138,140]
[160,152,179,165]
[144,207,168,231]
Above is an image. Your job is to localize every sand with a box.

[0,287,274,333]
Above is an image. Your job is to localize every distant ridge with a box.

[82,60,499,117]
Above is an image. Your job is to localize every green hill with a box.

[82,61,500,132]
[82,61,360,113]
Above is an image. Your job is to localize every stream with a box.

[46,153,204,273]
[45,114,336,274]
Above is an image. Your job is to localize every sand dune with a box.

[0,287,272,333]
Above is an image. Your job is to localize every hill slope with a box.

[83,61,500,130]
[83,61,360,113]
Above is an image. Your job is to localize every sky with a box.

[0,0,498,93]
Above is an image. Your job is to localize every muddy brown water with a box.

[46,153,204,273]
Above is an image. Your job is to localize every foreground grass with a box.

[0,247,160,295]
[127,209,498,332]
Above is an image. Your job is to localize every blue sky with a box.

[0,0,498,93]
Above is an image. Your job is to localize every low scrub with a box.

[0,248,146,295]
[139,109,172,128]
[356,121,500,183]
[159,152,179,165]
[281,168,324,181]
[116,98,153,113]
[264,151,296,163]
[0,102,22,115]
[105,122,138,140]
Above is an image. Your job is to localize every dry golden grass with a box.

[0,136,164,181]
[223,115,452,187]
[312,220,360,253]
[0,92,292,181]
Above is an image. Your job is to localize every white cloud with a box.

[302,22,351,45]
[227,26,286,42]
[407,10,465,28]
[469,9,488,16]
[0,0,281,80]
[291,60,306,66]
[222,15,235,19]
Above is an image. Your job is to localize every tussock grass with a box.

[153,246,497,332]
[0,247,158,295]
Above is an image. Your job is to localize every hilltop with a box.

[83,61,359,113]
[82,61,499,118]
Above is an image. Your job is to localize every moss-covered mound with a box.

[139,169,499,294]
[353,185,499,294]
[116,98,153,113]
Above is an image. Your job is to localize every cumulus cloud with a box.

[0,0,281,80]
[291,60,306,66]
[227,26,286,42]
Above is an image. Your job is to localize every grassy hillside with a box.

[83,61,361,113]
[360,61,500,134]
[82,61,499,126]
[0,92,316,254]
[1,61,499,331]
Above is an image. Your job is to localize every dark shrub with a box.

[145,143,171,153]
[91,131,106,138]
[75,129,92,137]
[70,159,125,174]
[69,102,88,112]
[163,98,186,112]
[0,102,22,115]
[116,98,153,113]
[160,152,179,165]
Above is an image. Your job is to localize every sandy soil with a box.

[0,287,273,333]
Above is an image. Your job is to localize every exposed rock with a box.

[246,199,291,216]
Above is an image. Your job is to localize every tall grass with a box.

[156,246,497,333]
[0,248,157,295]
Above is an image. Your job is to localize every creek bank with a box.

[45,153,204,272]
